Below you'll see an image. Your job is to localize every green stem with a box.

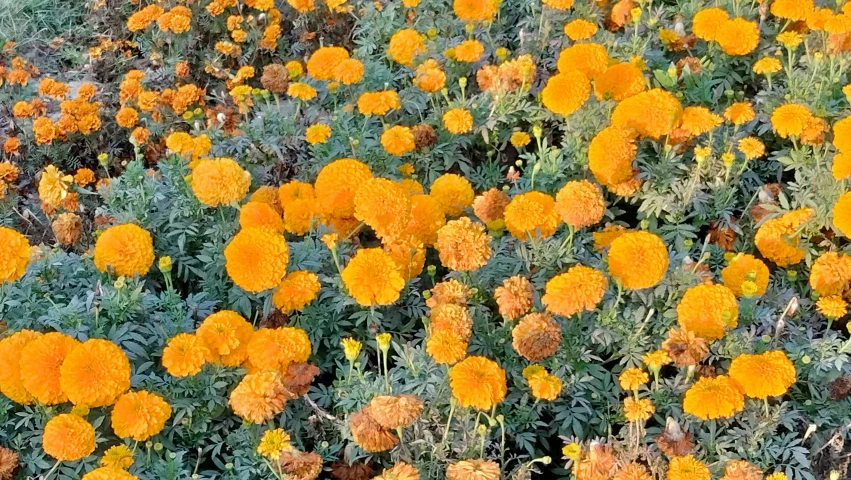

[44,460,61,480]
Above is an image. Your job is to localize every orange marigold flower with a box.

[677,283,739,341]
[771,104,813,138]
[679,106,722,136]
[453,0,496,22]
[42,414,95,461]
[728,350,796,399]
[380,125,416,156]
[384,235,426,280]
[512,312,561,361]
[114,107,138,128]
[426,329,468,364]
[307,46,350,81]
[446,459,500,480]
[413,59,446,92]
[473,187,509,225]
[557,43,609,79]
[504,191,560,239]
[3,137,20,154]
[19,332,79,405]
[614,463,652,480]
[73,167,95,186]
[305,123,331,145]
[715,18,759,55]
[349,406,399,452]
[770,0,814,21]
[809,251,851,296]
[611,89,683,139]
[564,19,598,41]
[720,460,764,480]
[333,58,364,84]
[224,227,289,293]
[430,174,474,217]
[683,375,744,420]
[443,108,473,134]
[753,57,782,75]
[81,467,139,480]
[594,63,646,102]
[272,270,321,312]
[542,0,573,8]
[354,178,411,238]
[817,295,847,319]
[405,194,446,245]
[667,455,710,480]
[239,202,284,232]
[38,164,72,208]
[246,326,311,372]
[190,158,250,207]
[692,8,729,42]
[588,126,637,187]
[287,0,315,13]
[60,338,131,407]
[374,462,419,480]
[619,367,649,391]
[449,356,507,409]
[111,390,171,441]
[229,370,291,423]
[430,303,473,340]
[607,231,668,289]
[723,102,755,125]
[32,116,57,145]
[494,276,533,320]
[342,248,405,305]
[0,329,41,404]
[196,311,255,366]
[368,394,423,428]
[315,158,372,218]
[278,180,315,212]
[754,208,813,266]
[737,137,765,160]
[454,40,484,62]
[542,70,590,116]
[0,226,30,282]
[543,265,607,317]
[387,29,424,66]
[161,333,208,377]
[624,397,655,422]
[93,224,155,277]
[834,192,851,237]
[426,279,471,308]
[522,364,562,401]
[832,116,851,152]
[251,185,283,213]
[721,253,769,297]
[127,4,164,31]
[555,180,605,229]
[434,217,491,271]
[357,90,401,115]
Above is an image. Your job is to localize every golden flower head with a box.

[607,231,668,290]
[354,178,411,239]
[246,327,311,372]
[724,102,755,125]
[340,338,362,361]
[504,191,560,239]
[452,0,496,22]
[588,125,637,187]
[715,18,759,55]
[754,208,813,266]
[315,158,372,218]
[0,329,41,404]
[111,390,171,441]
[594,63,646,102]
[443,108,474,134]
[449,356,507,409]
[771,104,813,138]
[306,46,349,80]
[257,428,292,459]
[431,174,474,217]
[43,413,96,461]
[512,312,561,361]
[100,444,134,469]
[494,276,533,320]
[623,397,655,422]
[642,350,671,371]
[522,364,562,401]
[374,462,420,480]
[190,158,251,207]
[683,375,744,420]
[272,270,320,312]
[161,333,208,377]
[196,310,255,366]
[349,406,398,452]
[239,202,283,232]
[229,370,291,423]
[808,252,851,296]
[564,19,598,40]
[0,226,30,282]
[405,194,446,245]
[305,123,331,145]
[224,228,289,293]
[834,192,851,237]
[817,295,847,320]
[692,7,728,41]
[676,283,739,341]
[555,180,605,229]
[387,29,424,66]
[60,338,131,407]
[542,69,590,116]
[611,89,683,139]
[380,125,416,156]
[557,43,609,79]
[619,367,649,391]
[342,248,405,306]
[19,332,79,405]
[542,265,607,317]
[728,350,795,399]
[435,217,491,271]
[667,455,710,480]
[771,0,814,21]
[510,131,531,147]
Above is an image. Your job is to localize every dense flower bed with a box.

[0,0,851,478]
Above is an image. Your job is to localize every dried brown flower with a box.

[330,459,373,480]
[661,327,708,367]
[52,212,82,245]
[655,417,695,458]
[828,375,851,401]
[261,64,289,93]
[0,446,18,480]
[282,362,319,396]
[349,406,398,452]
[412,124,437,150]
[277,450,323,480]
[368,394,424,428]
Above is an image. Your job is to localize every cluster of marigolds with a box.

[2,0,851,477]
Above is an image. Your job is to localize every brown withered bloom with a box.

[368,394,424,429]
[676,57,702,76]
[205,105,238,133]
[277,450,323,480]
[708,219,736,251]
[52,212,82,245]
[330,459,373,480]
[0,446,19,480]
[349,406,398,453]
[282,362,319,396]
[661,327,708,367]
[412,124,437,150]
[572,442,616,480]
[694,365,716,379]
[749,184,781,223]
[261,64,289,93]
[655,417,695,458]
[720,460,763,480]
[828,375,851,401]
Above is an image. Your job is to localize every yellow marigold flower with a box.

[368,394,423,428]
[82,467,140,479]
[305,123,331,144]
[224,228,288,293]
[430,303,473,341]
[607,231,668,289]
[667,455,710,480]
[611,89,683,140]
[341,338,362,361]
[306,46,349,80]
[753,57,782,76]
[42,414,95,461]
[443,108,473,134]
[59,338,131,407]
[723,102,755,125]
[251,186,283,213]
[0,226,30,282]
[825,13,851,34]
[453,0,496,22]
[554,180,605,229]
[494,276,533,320]
[287,82,317,100]
[196,310,255,366]
[454,40,484,62]
[588,125,637,187]
[522,364,562,401]
[272,271,320,312]
[594,63,646,102]
[510,131,531,147]
[692,7,729,41]
[614,463,652,480]
[435,217,491,271]
[542,265,607,317]
[619,367,649,391]
[19,332,79,405]
[349,406,399,452]
[542,0,573,9]
[504,191,560,239]
[770,0,813,21]
[315,159,372,217]
[679,106,722,136]
[357,90,401,115]
[431,174,474,217]
[807,8,833,30]
[642,350,671,370]
[246,326,311,373]
[374,463,419,480]
[426,329,468,364]
[405,194,446,245]
[333,58,364,84]
[413,59,446,92]
[449,356,507,409]
[542,69,590,116]
[38,165,72,207]
[817,295,847,319]
[754,208,813,266]
[777,31,803,49]
[277,181,315,213]
[715,18,759,55]
[111,390,171,441]
[833,116,851,153]
[771,104,812,138]
[101,444,134,469]
[387,28,424,65]
[257,428,291,459]
[190,158,250,207]
[729,350,796,399]
[809,252,851,296]
[737,137,765,160]
[564,19,598,40]
[557,43,609,79]
[682,375,744,420]
[383,235,425,280]
[380,125,416,156]
[287,0,315,12]
[239,202,284,232]
[0,329,41,404]
[342,248,405,305]
[623,397,654,422]
[721,253,769,297]
[161,333,208,377]
[229,370,290,423]
[354,178,411,238]
[676,283,739,341]
[765,473,787,480]
[446,459,500,480]
[512,312,561,361]
[833,192,851,237]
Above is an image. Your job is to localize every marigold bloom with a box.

[239,202,284,232]
[19,332,79,404]
[42,414,95,461]
[753,57,782,76]
[619,367,649,391]
[349,406,398,452]
[353,178,411,238]
[611,89,683,139]
[754,208,813,266]
[542,70,590,116]
[375,463,419,480]
[679,106,722,136]
[426,329,468,364]
[614,463,652,480]
[196,310,254,366]
[357,90,401,115]
[504,191,560,239]
[809,252,851,296]
[60,338,131,407]
[342,248,405,305]
[542,0,573,8]
[817,295,847,319]
[305,124,331,145]
[190,158,250,207]
[676,283,738,340]
[100,444,134,469]
[607,231,668,289]
[692,7,728,41]
[435,217,491,271]
[427,279,472,309]
[667,455,710,480]
[368,394,423,428]
[387,29,424,65]
[430,303,473,340]
[287,82,317,100]
[224,228,289,293]
[413,59,446,92]
[229,370,291,423]
[494,276,533,320]
[512,313,561,361]
[453,0,496,22]
[161,333,208,377]
[384,236,425,280]
[446,459,500,480]
[624,397,655,422]
[557,43,609,79]
[315,158,372,218]
[472,188,509,226]
[257,428,292,459]
[715,18,759,55]
[246,326,311,372]
[594,63,646,101]
[127,4,164,31]
[683,375,744,420]
[380,125,416,156]
[272,271,320,312]
[588,126,637,187]
[771,0,813,21]
[721,253,769,297]
[430,174,474,217]
[723,102,755,125]
[114,107,138,128]
[333,58,364,84]
[0,329,41,404]
[522,364,562,401]
[728,350,795,399]
[449,356,506,409]
[564,19,598,40]
[443,108,473,134]
[305,46,349,80]
[38,164,72,208]
[0,226,29,282]
[661,327,708,367]
[834,192,851,237]
[543,265,607,317]
[771,104,813,138]
[111,390,171,441]
[555,180,605,229]
[405,194,446,245]
[454,40,484,62]
[737,137,765,160]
